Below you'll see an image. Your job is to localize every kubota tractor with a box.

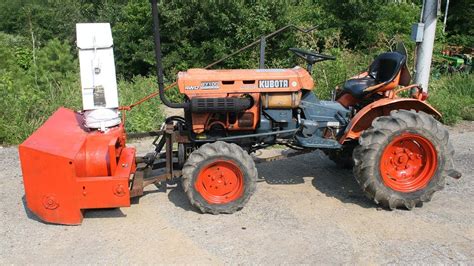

[19,0,461,224]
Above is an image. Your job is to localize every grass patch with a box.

[428,73,474,125]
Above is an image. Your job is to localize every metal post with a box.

[259,36,266,69]
[414,0,438,94]
[442,0,450,33]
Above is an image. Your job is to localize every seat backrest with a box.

[368,52,406,83]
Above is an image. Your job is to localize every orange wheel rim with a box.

[195,160,244,204]
[380,133,437,193]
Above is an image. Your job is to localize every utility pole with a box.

[414,0,439,94]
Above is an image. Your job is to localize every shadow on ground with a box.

[84,208,127,219]
[167,151,377,212]
[259,152,376,209]
[167,183,200,212]
[22,196,45,224]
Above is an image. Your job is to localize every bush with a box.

[0,33,164,145]
[0,35,82,144]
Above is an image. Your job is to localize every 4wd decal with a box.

[258,79,289,88]
[185,85,199,90]
[184,81,220,90]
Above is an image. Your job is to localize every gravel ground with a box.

[0,121,473,264]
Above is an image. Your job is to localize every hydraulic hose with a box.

[150,0,189,109]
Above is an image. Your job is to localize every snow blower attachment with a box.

[19,1,461,225]
[19,108,134,224]
[19,24,135,224]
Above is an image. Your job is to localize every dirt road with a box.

[1,122,473,264]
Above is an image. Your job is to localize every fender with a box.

[339,98,441,143]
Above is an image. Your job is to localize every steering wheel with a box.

[289,48,336,65]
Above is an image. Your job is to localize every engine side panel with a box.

[177,67,313,96]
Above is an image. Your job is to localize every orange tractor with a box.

[19,1,461,224]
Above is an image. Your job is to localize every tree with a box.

[445,0,474,47]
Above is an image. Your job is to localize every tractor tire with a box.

[326,142,356,169]
[353,110,455,210]
[182,141,257,214]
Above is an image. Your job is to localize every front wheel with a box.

[353,110,455,210]
[182,141,257,214]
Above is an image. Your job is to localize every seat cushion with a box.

[342,76,377,99]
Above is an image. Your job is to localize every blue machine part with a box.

[263,109,292,123]
[299,91,350,124]
[295,91,350,149]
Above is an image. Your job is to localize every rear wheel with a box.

[353,110,455,209]
[182,141,257,214]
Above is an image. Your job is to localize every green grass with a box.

[428,73,474,125]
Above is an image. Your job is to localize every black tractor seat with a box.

[342,52,406,99]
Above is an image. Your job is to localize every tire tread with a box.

[353,110,455,210]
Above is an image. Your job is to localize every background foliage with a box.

[0,0,472,144]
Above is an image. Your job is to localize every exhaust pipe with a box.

[150,0,189,109]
